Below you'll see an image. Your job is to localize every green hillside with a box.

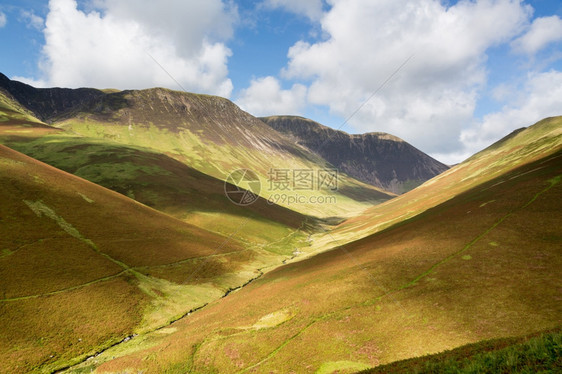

[0,142,289,373]
[361,328,561,373]
[64,117,561,373]
[23,86,393,218]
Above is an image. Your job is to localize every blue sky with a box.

[0,0,561,164]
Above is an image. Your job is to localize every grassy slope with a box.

[0,93,316,258]
[52,88,393,218]
[0,88,392,258]
[0,142,291,373]
[70,119,561,373]
[361,328,561,373]
[305,116,562,256]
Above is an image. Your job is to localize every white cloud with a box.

[20,10,44,30]
[31,0,236,96]
[512,15,562,55]
[0,11,7,28]
[461,70,562,155]
[236,76,307,116]
[279,0,532,157]
[262,0,325,21]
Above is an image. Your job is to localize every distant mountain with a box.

[261,115,449,194]
[0,75,393,219]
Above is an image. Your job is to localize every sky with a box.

[0,0,561,164]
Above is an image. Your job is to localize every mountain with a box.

[69,116,561,373]
[261,115,449,194]
[1,72,560,373]
[0,95,313,256]
[0,75,393,220]
[0,72,104,121]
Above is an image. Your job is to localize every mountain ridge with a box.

[260,115,449,194]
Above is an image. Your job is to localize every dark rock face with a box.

[0,73,105,121]
[261,116,449,194]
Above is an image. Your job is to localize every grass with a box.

[361,328,561,373]
[1,87,561,373]
[76,135,562,373]
[0,142,288,373]
[0,121,319,256]
[0,275,149,374]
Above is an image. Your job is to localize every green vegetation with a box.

[65,137,562,373]
[361,329,561,373]
[0,121,313,257]
[0,142,270,373]
[0,86,560,374]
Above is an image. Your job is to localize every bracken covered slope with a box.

[0,143,270,373]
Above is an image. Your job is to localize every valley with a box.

[0,75,560,373]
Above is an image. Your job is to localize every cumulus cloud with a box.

[236,76,307,116]
[261,0,325,21]
[512,15,562,55]
[279,0,532,157]
[0,11,7,28]
[461,70,562,155]
[30,0,236,96]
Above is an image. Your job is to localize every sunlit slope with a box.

[310,116,562,253]
[73,131,562,373]
[0,93,314,256]
[52,87,393,217]
[0,144,278,373]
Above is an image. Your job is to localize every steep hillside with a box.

[0,113,312,257]
[261,115,449,194]
[0,75,394,218]
[309,116,562,253]
[361,328,561,373]
[0,143,289,373]
[65,117,561,373]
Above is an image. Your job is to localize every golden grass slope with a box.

[0,143,277,373]
[67,119,562,373]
